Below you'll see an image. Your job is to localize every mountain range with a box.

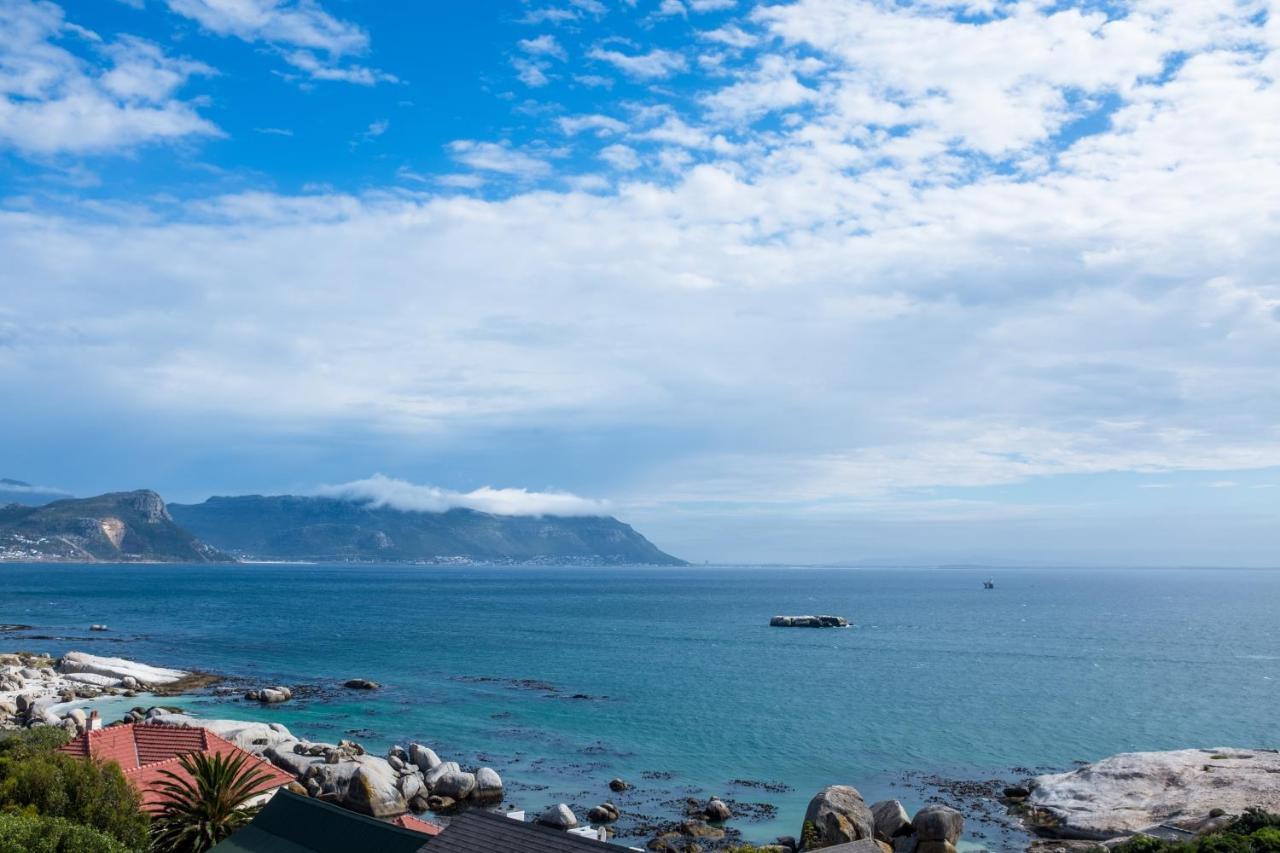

[0,485,683,565]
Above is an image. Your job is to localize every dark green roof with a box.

[210,790,430,853]
[426,809,612,852]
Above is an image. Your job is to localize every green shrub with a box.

[0,751,147,850]
[1198,833,1254,853]
[801,819,823,849]
[1233,810,1280,836]
[0,811,130,853]
[0,727,71,760]
[1249,827,1280,853]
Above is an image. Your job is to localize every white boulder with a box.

[59,651,187,686]
[1028,748,1280,840]
[145,714,296,755]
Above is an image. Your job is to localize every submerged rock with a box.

[705,798,732,822]
[588,803,620,823]
[344,678,380,690]
[609,777,630,792]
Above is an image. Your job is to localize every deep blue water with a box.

[2,564,1278,847]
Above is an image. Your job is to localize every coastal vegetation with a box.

[1112,810,1280,853]
[150,751,274,853]
[0,727,148,851]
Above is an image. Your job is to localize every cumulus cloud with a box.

[163,0,395,84]
[558,113,628,136]
[0,0,219,154]
[518,34,567,60]
[587,47,686,79]
[314,474,610,517]
[446,140,552,177]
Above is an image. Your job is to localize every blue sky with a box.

[1,0,1279,565]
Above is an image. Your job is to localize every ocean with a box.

[2,563,1277,848]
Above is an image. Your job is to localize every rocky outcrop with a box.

[536,803,579,830]
[342,760,407,817]
[409,743,441,772]
[150,714,296,754]
[588,803,620,823]
[245,686,292,703]
[432,769,476,799]
[59,651,188,688]
[871,800,912,841]
[1025,748,1280,840]
[705,798,732,822]
[474,767,503,802]
[770,615,849,628]
[912,805,964,853]
[343,679,379,690]
[803,785,875,847]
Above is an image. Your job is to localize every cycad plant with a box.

[150,750,275,853]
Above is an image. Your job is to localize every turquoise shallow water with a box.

[2,564,1278,847]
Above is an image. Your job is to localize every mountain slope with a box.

[169,495,685,565]
[0,491,232,562]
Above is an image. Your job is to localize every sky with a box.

[1,0,1278,566]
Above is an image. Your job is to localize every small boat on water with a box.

[983,579,995,589]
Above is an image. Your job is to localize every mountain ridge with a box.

[169,494,685,565]
[0,490,232,562]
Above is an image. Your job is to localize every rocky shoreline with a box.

[4,648,1277,851]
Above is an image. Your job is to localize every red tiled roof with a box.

[392,814,444,836]
[58,723,295,813]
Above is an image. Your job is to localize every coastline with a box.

[4,563,1278,851]
[9,645,1278,851]
[1,645,1036,850]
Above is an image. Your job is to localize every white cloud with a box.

[518,34,567,61]
[599,142,640,170]
[512,57,551,87]
[0,0,220,155]
[164,0,395,84]
[314,474,610,516]
[558,113,628,136]
[699,23,757,49]
[447,140,551,178]
[279,49,396,85]
[165,0,365,52]
[4,0,1279,561]
[588,47,687,79]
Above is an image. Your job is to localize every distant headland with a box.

[0,486,684,566]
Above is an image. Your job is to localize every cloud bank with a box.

[1,0,1278,561]
[313,475,611,517]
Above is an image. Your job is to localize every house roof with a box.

[210,790,430,853]
[57,722,295,811]
[427,809,612,853]
[392,814,444,836]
